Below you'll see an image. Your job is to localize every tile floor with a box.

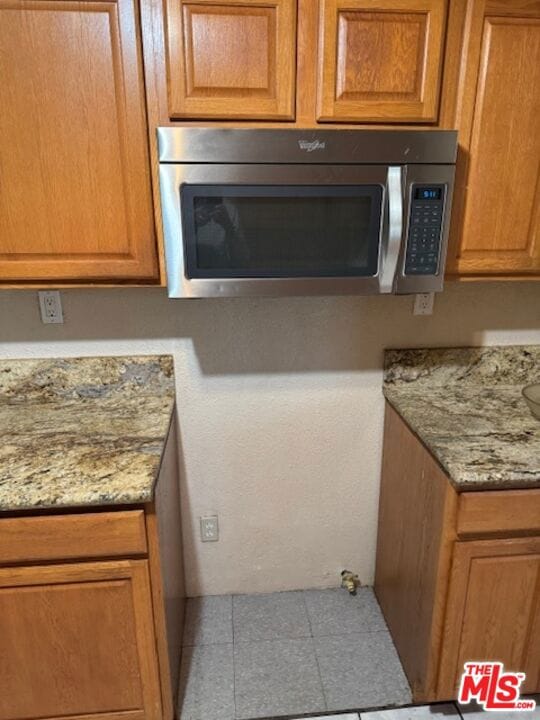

[178,587,540,720]
[178,587,412,720]
[290,700,540,720]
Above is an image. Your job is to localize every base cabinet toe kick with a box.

[375,403,540,702]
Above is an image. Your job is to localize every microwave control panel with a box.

[404,185,446,275]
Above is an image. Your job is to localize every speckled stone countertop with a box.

[383,346,540,491]
[0,356,175,511]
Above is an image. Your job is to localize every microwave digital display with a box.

[414,187,442,200]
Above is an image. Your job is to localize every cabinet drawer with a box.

[457,489,540,538]
[0,510,147,565]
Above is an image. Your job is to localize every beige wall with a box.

[1,283,539,595]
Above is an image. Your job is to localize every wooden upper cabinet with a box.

[317,0,448,123]
[0,0,158,283]
[438,537,540,697]
[447,1,540,276]
[164,0,297,120]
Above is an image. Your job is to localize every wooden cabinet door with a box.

[317,0,447,122]
[438,537,540,698]
[447,1,540,276]
[0,0,158,283]
[0,560,162,720]
[164,0,297,120]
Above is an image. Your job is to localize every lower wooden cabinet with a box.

[438,538,540,697]
[0,560,162,720]
[375,403,540,701]
[0,423,184,720]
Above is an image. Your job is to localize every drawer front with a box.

[0,510,147,565]
[458,489,540,538]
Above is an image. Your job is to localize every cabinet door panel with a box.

[447,2,540,276]
[165,0,297,119]
[460,16,539,272]
[0,0,158,282]
[438,537,540,697]
[317,0,447,122]
[0,560,162,720]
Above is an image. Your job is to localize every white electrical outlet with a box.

[38,291,64,324]
[413,292,435,316]
[200,515,219,542]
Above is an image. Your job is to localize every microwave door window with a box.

[181,186,382,279]
[193,198,249,269]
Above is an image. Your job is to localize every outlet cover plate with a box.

[38,291,64,324]
[413,292,435,316]
[200,515,219,542]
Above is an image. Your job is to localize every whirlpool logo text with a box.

[298,139,326,152]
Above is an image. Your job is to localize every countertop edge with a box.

[0,402,177,514]
[382,391,540,493]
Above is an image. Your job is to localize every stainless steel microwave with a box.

[157,128,457,298]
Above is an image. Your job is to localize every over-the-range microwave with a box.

[157,128,457,298]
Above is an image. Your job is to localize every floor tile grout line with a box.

[216,630,390,648]
[232,595,240,720]
[181,627,388,648]
[182,640,235,647]
[301,591,314,640]
[310,629,390,639]
[224,629,392,647]
[302,590,329,713]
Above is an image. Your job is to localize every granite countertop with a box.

[383,346,540,491]
[0,356,175,511]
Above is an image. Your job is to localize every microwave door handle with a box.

[379,166,403,293]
